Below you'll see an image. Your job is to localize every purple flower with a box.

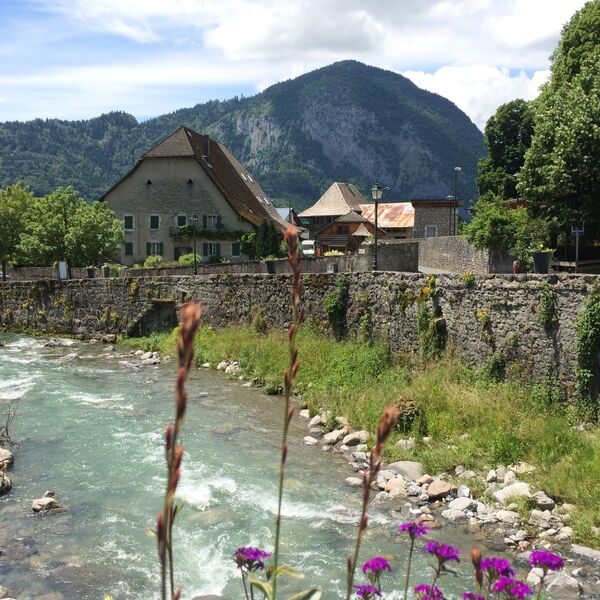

[529,550,564,572]
[232,546,271,572]
[354,584,381,598]
[481,557,515,579]
[397,521,430,538]
[361,556,392,576]
[462,594,485,600]
[414,583,445,599]
[424,540,461,564]
[492,577,533,599]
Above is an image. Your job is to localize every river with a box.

[0,334,498,599]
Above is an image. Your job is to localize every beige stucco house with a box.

[102,126,287,266]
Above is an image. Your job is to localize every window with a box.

[206,215,219,230]
[124,242,133,256]
[150,215,160,230]
[203,242,220,257]
[231,242,241,257]
[176,215,187,227]
[425,225,438,238]
[146,242,163,256]
[338,225,349,234]
[124,215,134,231]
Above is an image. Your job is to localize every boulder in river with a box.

[0,472,12,495]
[493,482,531,504]
[427,479,454,501]
[387,461,423,481]
[32,491,61,512]
[0,448,14,469]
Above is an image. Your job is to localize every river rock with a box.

[101,334,117,344]
[0,448,14,469]
[216,361,228,371]
[427,479,454,501]
[303,436,318,446]
[376,470,395,489]
[493,482,531,504]
[511,461,537,475]
[528,509,562,529]
[457,484,470,498]
[32,496,61,512]
[486,469,497,482]
[458,469,477,480]
[388,461,423,481]
[396,438,416,451]
[342,431,369,446]
[308,415,322,427]
[533,490,556,511]
[56,352,78,363]
[416,474,434,486]
[571,544,600,562]
[134,349,144,356]
[407,482,422,497]
[385,477,407,497]
[345,477,363,487]
[442,508,468,522]
[308,427,323,438]
[503,470,517,485]
[140,351,153,360]
[496,510,520,525]
[0,473,12,495]
[527,569,581,598]
[322,428,346,445]
[224,362,240,375]
[556,526,574,541]
[141,356,160,366]
[448,497,474,511]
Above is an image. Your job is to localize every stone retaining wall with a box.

[0,273,595,384]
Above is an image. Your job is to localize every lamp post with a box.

[190,212,198,275]
[371,183,384,270]
[452,166,461,235]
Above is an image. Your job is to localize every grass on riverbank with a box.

[122,325,600,549]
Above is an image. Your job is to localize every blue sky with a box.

[0,0,588,128]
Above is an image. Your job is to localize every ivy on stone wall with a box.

[575,286,600,417]
[322,275,349,339]
[538,280,558,329]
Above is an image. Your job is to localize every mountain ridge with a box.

[0,60,484,208]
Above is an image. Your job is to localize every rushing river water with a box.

[0,334,503,599]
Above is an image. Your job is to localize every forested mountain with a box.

[0,61,485,208]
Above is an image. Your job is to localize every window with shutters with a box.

[176,214,187,227]
[202,242,220,256]
[124,215,134,231]
[150,215,160,230]
[147,242,163,256]
[124,242,133,256]
[231,242,241,257]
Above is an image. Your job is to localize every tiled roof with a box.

[298,182,366,217]
[103,126,287,230]
[359,202,414,229]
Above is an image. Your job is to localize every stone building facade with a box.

[102,126,287,266]
[411,199,460,238]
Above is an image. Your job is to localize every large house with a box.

[102,126,288,266]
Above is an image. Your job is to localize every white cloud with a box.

[403,65,550,129]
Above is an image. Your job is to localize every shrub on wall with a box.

[143,255,163,268]
[575,286,600,418]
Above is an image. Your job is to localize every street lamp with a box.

[452,166,461,235]
[190,212,198,275]
[371,183,384,270]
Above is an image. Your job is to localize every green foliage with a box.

[15,186,122,268]
[322,275,349,339]
[460,272,476,288]
[0,182,33,276]
[177,253,200,266]
[538,280,558,328]
[575,286,600,416]
[491,429,526,465]
[256,220,280,259]
[519,1,600,232]
[481,351,506,382]
[143,255,163,268]
[417,301,445,360]
[465,193,550,265]
[477,99,535,198]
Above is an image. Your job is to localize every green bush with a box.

[323,275,349,339]
[143,255,163,268]
[178,253,200,266]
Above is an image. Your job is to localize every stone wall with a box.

[418,236,514,274]
[0,272,595,384]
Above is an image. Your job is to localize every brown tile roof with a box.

[298,182,366,218]
[359,202,414,229]
[102,126,287,230]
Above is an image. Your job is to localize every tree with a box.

[519,1,600,233]
[255,220,280,259]
[16,187,122,268]
[0,183,34,280]
[477,99,535,199]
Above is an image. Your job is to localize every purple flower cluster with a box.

[397,521,430,538]
[529,550,564,572]
[462,594,485,600]
[492,577,533,599]
[424,540,461,564]
[481,556,515,579]
[354,583,381,598]
[414,583,446,599]
[361,556,392,576]
[232,546,271,572]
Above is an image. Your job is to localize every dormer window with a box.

[187,179,193,184]
[146,179,152,185]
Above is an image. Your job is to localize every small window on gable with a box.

[176,215,187,227]
[146,179,152,185]
[425,225,438,238]
[124,215,134,231]
[187,178,193,184]
[150,215,160,230]
[240,173,247,181]
[247,174,253,182]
